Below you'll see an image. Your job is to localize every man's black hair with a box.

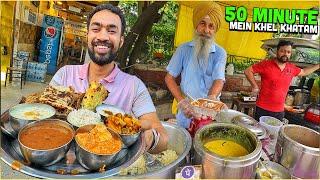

[277,40,294,50]
[87,3,126,35]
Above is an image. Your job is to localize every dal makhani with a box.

[19,123,73,150]
[75,124,122,155]
[204,139,249,157]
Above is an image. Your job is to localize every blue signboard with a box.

[38,15,63,74]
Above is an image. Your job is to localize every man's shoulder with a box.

[214,43,227,55]
[59,64,85,71]
[118,70,141,83]
[286,62,298,68]
[257,59,273,65]
[177,41,193,49]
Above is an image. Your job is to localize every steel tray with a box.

[1,110,145,179]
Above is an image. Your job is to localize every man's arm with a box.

[244,66,259,91]
[139,112,168,154]
[298,64,320,76]
[165,73,184,102]
[207,79,224,99]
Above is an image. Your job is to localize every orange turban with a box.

[193,2,223,32]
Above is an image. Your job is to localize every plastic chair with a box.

[4,57,29,89]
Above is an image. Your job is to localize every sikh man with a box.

[165,2,227,128]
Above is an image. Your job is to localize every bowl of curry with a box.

[74,124,127,171]
[18,119,74,166]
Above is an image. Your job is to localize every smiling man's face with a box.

[87,10,124,66]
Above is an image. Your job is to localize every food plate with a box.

[96,104,125,117]
[0,111,17,138]
[9,103,56,121]
[1,110,145,179]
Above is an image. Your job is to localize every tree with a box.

[116,1,167,71]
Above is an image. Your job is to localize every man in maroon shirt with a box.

[245,40,319,120]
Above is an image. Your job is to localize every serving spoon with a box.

[143,152,163,172]
[258,160,281,179]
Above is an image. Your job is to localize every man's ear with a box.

[119,36,124,48]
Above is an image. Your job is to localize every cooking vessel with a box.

[293,89,310,106]
[194,123,262,178]
[274,124,319,179]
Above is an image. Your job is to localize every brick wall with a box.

[223,74,261,92]
[133,66,260,92]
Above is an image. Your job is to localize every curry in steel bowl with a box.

[75,124,122,155]
[19,120,74,150]
[17,119,75,166]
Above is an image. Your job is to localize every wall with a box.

[134,65,261,92]
[13,1,59,60]
[0,1,15,81]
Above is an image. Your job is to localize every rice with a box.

[119,155,146,176]
[154,149,178,166]
[67,109,102,127]
[119,149,178,176]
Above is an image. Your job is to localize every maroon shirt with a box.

[252,59,301,112]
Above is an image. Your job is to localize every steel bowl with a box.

[10,103,56,134]
[18,119,74,166]
[120,131,141,147]
[74,124,128,171]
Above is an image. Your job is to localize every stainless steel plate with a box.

[96,104,125,117]
[1,111,145,179]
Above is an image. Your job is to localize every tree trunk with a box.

[117,1,166,68]
[126,10,164,73]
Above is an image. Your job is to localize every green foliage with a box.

[119,1,178,65]
[149,1,179,64]
[118,1,138,35]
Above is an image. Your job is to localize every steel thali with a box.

[1,110,145,179]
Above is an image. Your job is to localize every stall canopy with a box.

[175,1,319,60]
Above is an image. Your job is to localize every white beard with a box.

[193,33,213,66]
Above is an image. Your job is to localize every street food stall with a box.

[1,1,319,179]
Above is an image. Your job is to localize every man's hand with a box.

[208,94,217,101]
[140,120,154,151]
[139,112,168,153]
[177,98,194,118]
[208,95,228,109]
[251,86,260,97]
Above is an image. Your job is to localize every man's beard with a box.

[88,40,118,66]
[193,32,213,66]
[277,55,289,63]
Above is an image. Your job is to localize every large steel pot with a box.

[194,123,262,179]
[274,124,319,179]
[118,122,192,178]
